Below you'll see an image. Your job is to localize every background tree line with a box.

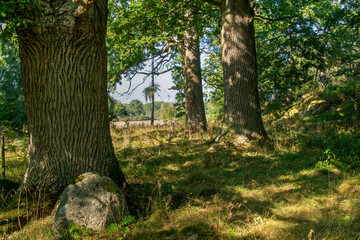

[108,98,175,121]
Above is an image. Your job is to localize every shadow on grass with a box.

[273,199,360,239]
[117,132,355,239]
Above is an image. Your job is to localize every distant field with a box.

[111,120,165,128]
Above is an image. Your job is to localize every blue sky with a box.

[110,71,177,103]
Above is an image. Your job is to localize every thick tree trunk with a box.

[220,0,268,140]
[183,22,207,132]
[17,0,126,198]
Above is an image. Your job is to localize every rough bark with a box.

[183,16,207,132]
[220,0,268,140]
[17,0,126,198]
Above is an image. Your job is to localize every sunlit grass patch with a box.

[1,137,28,183]
[337,177,360,199]
[273,198,323,223]
[244,190,360,239]
[245,218,299,240]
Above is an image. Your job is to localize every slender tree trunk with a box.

[151,57,155,125]
[17,0,126,198]
[1,135,5,179]
[183,14,207,132]
[220,0,268,140]
[151,95,155,125]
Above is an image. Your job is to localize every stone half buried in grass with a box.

[52,172,129,238]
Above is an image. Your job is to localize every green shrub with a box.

[315,80,360,123]
[321,80,360,104]
[317,132,360,170]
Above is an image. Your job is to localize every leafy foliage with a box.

[143,83,160,103]
[111,98,175,121]
[255,0,360,111]
[114,101,129,119]
[198,0,359,118]
[0,36,26,132]
[107,0,179,89]
[317,132,360,170]
[170,56,186,118]
[158,102,176,124]
[65,223,95,239]
[321,80,360,105]
[108,96,118,121]
[202,34,223,121]
[127,99,145,117]
[0,0,40,40]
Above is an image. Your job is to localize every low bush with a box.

[317,131,360,170]
[321,80,360,103]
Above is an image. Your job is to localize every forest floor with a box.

[1,93,360,239]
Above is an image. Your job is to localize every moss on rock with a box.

[100,179,121,193]
[70,174,85,185]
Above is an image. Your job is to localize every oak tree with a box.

[219,0,269,141]
[13,0,126,198]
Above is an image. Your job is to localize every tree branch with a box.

[72,0,96,17]
[254,15,297,22]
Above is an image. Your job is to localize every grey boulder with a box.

[52,172,129,237]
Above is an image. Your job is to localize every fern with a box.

[107,215,135,233]
[107,223,121,233]
[120,215,135,226]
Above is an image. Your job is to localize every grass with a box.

[0,135,28,183]
[1,106,360,239]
